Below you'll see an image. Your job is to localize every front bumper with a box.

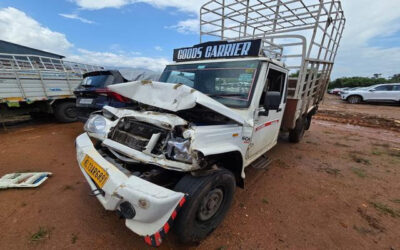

[75,133,186,246]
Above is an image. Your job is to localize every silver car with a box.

[341,83,400,104]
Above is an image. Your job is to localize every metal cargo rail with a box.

[0,53,103,103]
[200,0,345,129]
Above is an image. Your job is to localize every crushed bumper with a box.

[75,133,186,246]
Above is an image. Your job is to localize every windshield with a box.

[81,74,115,88]
[159,60,260,108]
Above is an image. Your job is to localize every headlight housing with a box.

[84,115,108,138]
[166,137,192,163]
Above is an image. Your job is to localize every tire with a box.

[53,102,78,123]
[305,115,312,131]
[289,117,306,143]
[173,168,236,244]
[347,95,362,104]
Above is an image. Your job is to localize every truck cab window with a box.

[259,68,286,108]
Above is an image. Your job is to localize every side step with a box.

[0,172,52,189]
[251,155,272,169]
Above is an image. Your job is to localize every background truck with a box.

[75,0,345,246]
[0,53,103,123]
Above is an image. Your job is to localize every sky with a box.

[0,0,399,79]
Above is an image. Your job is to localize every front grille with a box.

[109,118,168,154]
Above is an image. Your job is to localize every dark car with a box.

[74,69,159,121]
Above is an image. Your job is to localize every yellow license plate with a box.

[81,155,109,188]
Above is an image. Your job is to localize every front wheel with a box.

[347,95,362,104]
[173,168,236,244]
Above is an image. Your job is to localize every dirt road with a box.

[0,98,399,249]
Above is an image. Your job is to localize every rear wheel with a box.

[173,168,236,244]
[304,115,312,130]
[54,102,77,123]
[347,95,361,104]
[289,117,306,143]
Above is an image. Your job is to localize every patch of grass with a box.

[239,202,245,208]
[350,154,371,165]
[334,142,351,148]
[353,225,372,235]
[318,166,341,177]
[372,150,382,156]
[391,199,400,204]
[30,227,49,242]
[71,233,78,244]
[351,167,367,178]
[306,140,318,145]
[262,198,269,204]
[216,246,227,250]
[323,130,335,135]
[370,202,400,218]
[357,208,385,231]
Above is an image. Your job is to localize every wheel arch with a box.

[202,150,244,189]
[51,97,76,107]
[346,94,363,101]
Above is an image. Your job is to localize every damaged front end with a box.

[76,81,245,246]
[75,107,210,246]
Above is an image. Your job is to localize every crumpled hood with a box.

[108,81,246,125]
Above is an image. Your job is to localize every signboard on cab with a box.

[173,39,262,62]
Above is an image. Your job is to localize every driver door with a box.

[247,65,287,159]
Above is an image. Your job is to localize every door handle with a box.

[277,108,282,112]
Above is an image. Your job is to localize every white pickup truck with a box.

[75,0,345,246]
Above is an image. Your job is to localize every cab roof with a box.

[168,56,286,69]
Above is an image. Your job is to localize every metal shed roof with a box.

[0,40,65,59]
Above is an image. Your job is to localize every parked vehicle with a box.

[0,53,102,122]
[74,69,159,121]
[75,0,345,246]
[328,87,348,95]
[341,83,400,104]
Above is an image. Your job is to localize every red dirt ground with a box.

[0,96,399,250]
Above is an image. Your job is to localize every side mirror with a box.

[259,91,281,116]
[264,91,281,110]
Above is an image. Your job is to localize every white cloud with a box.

[67,49,169,72]
[0,7,168,72]
[59,13,94,24]
[154,46,163,51]
[331,0,400,78]
[166,18,199,34]
[0,7,73,55]
[72,0,204,13]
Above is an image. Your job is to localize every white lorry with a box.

[0,53,103,123]
[75,0,345,246]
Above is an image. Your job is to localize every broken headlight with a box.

[84,115,108,137]
[166,137,192,163]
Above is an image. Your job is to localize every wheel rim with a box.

[349,96,359,104]
[197,188,224,221]
[65,106,77,118]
